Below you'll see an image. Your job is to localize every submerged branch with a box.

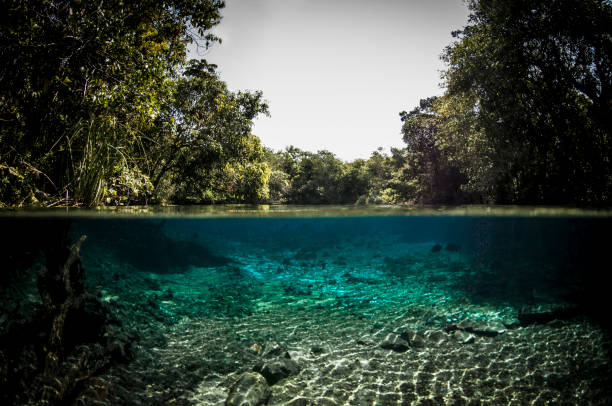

[41,235,87,405]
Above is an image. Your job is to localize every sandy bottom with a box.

[77,240,612,405]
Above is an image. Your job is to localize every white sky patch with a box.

[190,0,469,161]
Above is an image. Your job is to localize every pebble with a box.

[380,334,410,352]
[452,330,475,344]
[254,358,300,385]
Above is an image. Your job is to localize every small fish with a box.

[430,243,442,253]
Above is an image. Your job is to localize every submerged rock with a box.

[262,341,290,359]
[380,334,410,352]
[456,320,506,337]
[399,330,426,348]
[310,345,326,355]
[226,372,270,406]
[284,398,310,406]
[518,304,580,326]
[445,243,461,252]
[254,358,300,385]
[330,359,354,377]
[452,330,475,344]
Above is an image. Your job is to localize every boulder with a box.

[225,372,270,406]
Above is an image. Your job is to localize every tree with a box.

[0,0,231,206]
[442,0,612,204]
[146,60,270,203]
[398,98,469,204]
[286,149,345,204]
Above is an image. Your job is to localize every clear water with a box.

[1,206,611,405]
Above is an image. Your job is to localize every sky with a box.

[194,0,470,161]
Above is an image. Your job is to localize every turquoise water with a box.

[1,207,611,405]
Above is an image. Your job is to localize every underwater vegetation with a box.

[1,213,611,405]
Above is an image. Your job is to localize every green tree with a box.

[442,0,612,204]
[0,0,226,206]
[398,98,469,204]
[287,150,345,204]
[146,60,269,203]
[339,159,369,203]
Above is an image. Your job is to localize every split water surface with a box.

[1,206,611,405]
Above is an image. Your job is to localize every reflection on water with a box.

[1,207,611,405]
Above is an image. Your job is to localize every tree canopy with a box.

[439,0,612,204]
[0,0,270,206]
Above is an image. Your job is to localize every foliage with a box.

[398,97,473,204]
[440,0,612,204]
[147,61,270,203]
[263,1,611,207]
[263,146,402,205]
[0,0,269,207]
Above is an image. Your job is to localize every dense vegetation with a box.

[1,0,611,207]
[1,0,268,206]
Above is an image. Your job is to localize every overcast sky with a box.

[195,0,469,161]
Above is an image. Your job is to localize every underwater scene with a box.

[1,207,612,405]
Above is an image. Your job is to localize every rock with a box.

[518,304,580,326]
[502,317,520,328]
[424,330,447,344]
[330,359,355,377]
[358,358,379,370]
[456,320,506,337]
[262,341,289,359]
[430,244,442,253]
[445,243,461,252]
[356,338,374,346]
[226,372,270,406]
[398,330,426,348]
[452,330,475,344]
[310,345,326,355]
[253,358,300,385]
[284,398,310,406]
[380,334,410,352]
